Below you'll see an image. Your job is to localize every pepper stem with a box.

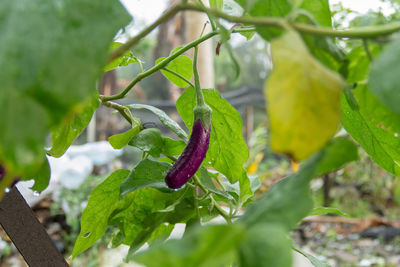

[193,37,205,107]
[193,23,212,129]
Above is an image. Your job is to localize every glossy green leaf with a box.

[161,137,186,156]
[48,95,100,157]
[266,31,344,160]
[240,152,323,230]
[72,169,130,258]
[129,128,163,157]
[156,55,193,88]
[104,42,140,72]
[239,223,292,267]
[341,94,400,176]
[0,0,130,177]
[176,87,249,184]
[369,38,400,114]
[129,104,188,141]
[108,120,141,149]
[316,137,358,176]
[120,159,172,197]
[133,224,245,267]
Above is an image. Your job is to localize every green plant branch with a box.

[180,2,400,38]
[108,2,400,68]
[161,67,195,88]
[100,99,133,125]
[193,28,206,107]
[193,175,232,224]
[363,39,373,61]
[101,30,219,101]
[103,3,400,102]
[107,4,182,63]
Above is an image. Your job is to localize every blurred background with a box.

[2,0,400,266]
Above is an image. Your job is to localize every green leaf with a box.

[239,170,256,203]
[310,207,348,217]
[234,0,291,40]
[296,1,343,71]
[48,95,100,157]
[161,137,186,156]
[176,87,249,184]
[129,104,188,141]
[341,93,400,176]
[199,167,234,201]
[300,0,331,27]
[0,91,49,175]
[72,169,130,258]
[209,0,224,10]
[240,152,323,230]
[109,188,181,249]
[295,248,331,267]
[316,137,358,176]
[346,45,380,83]
[156,55,193,88]
[266,31,344,160]
[239,223,292,267]
[104,42,140,72]
[0,0,130,176]
[133,224,246,267]
[31,156,51,192]
[120,159,172,197]
[354,84,400,135]
[369,37,400,114]
[239,30,256,41]
[108,120,141,149]
[129,128,163,157]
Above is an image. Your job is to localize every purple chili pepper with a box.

[165,119,210,189]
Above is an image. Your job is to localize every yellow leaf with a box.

[265,31,344,161]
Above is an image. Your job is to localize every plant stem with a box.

[162,67,195,88]
[193,175,232,224]
[100,99,133,125]
[363,39,373,61]
[193,41,205,107]
[103,3,400,102]
[107,4,182,63]
[181,2,400,38]
[102,31,218,101]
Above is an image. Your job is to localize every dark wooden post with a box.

[0,187,69,267]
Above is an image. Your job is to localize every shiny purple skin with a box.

[165,119,210,189]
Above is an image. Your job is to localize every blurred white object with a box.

[67,141,122,165]
[17,141,123,206]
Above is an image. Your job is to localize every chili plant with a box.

[1,0,400,266]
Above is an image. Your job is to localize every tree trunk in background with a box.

[185,0,215,89]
